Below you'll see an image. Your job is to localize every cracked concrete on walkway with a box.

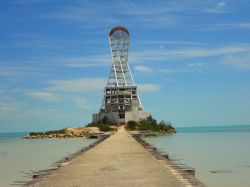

[29,128,186,187]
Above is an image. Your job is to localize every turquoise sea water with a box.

[0,133,96,186]
[145,125,250,187]
[1,126,250,187]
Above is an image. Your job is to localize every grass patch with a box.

[29,128,66,136]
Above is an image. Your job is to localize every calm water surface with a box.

[145,125,250,187]
[0,133,96,186]
[1,126,250,187]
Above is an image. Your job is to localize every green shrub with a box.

[86,115,176,133]
[44,128,66,135]
[29,132,44,136]
[86,123,96,127]
[98,124,112,132]
[137,116,159,131]
[137,116,176,133]
[86,116,116,132]
[29,128,67,136]
[126,121,138,130]
[158,120,175,133]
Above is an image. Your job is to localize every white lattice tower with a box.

[92,26,151,124]
[107,26,134,87]
[100,26,143,111]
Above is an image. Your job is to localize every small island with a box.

[23,127,104,139]
[24,115,176,139]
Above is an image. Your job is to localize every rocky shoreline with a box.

[139,129,176,137]
[23,123,176,139]
[23,127,104,139]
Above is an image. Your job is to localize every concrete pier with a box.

[27,128,205,187]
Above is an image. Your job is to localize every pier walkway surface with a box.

[28,128,203,187]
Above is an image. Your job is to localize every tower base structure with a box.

[92,110,150,124]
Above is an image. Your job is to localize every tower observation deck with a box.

[92,26,150,124]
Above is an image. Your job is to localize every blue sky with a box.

[0,0,250,132]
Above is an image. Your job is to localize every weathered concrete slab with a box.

[27,128,193,187]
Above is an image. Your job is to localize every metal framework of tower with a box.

[92,26,150,124]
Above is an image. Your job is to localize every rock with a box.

[184,168,195,176]
[58,162,68,168]
[57,134,65,138]
[32,174,40,179]
[23,127,101,139]
[210,170,231,174]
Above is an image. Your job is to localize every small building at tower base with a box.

[93,110,150,124]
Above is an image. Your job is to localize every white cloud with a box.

[134,65,153,73]
[64,44,250,72]
[138,84,160,92]
[73,97,95,110]
[0,92,10,102]
[24,91,60,101]
[130,45,250,63]
[198,23,250,31]
[134,65,197,74]
[203,1,227,13]
[0,67,20,77]
[0,103,21,112]
[0,55,111,80]
[218,2,226,8]
[64,55,110,68]
[0,93,24,112]
[41,1,231,29]
[136,40,207,46]
[2,44,250,87]
[48,78,106,93]
[42,5,121,27]
[115,1,227,16]
[131,45,250,72]
[13,0,51,4]
[221,53,250,70]
[187,63,203,67]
